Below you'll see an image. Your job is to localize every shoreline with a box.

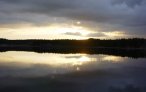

[1,45,146,58]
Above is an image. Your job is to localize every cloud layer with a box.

[0,0,146,38]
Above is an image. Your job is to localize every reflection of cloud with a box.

[102,56,123,63]
[65,56,81,59]
[0,52,98,76]
[109,84,141,92]
[1,51,146,92]
[0,52,94,70]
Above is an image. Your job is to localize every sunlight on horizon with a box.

[0,23,126,40]
[0,23,91,40]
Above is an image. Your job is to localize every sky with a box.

[0,0,146,39]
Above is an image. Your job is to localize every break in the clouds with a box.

[0,0,146,39]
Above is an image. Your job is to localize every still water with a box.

[0,51,146,92]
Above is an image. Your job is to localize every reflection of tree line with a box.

[0,38,146,58]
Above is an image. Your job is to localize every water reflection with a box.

[0,52,94,66]
[102,56,124,63]
[0,51,146,92]
[0,51,127,77]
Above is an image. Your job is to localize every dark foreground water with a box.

[0,51,146,92]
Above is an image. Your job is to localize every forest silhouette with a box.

[0,38,146,58]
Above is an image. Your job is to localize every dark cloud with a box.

[87,33,106,37]
[64,32,82,36]
[0,0,146,38]
[112,0,143,8]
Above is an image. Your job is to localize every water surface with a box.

[0,51,146,92]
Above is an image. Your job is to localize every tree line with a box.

[0,38,146,48]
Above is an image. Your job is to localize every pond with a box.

[0,51,146,92]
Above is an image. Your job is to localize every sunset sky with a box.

[0,0,146,39]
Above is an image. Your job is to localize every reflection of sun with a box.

[73,56,90,66]
[79,56,90,62]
